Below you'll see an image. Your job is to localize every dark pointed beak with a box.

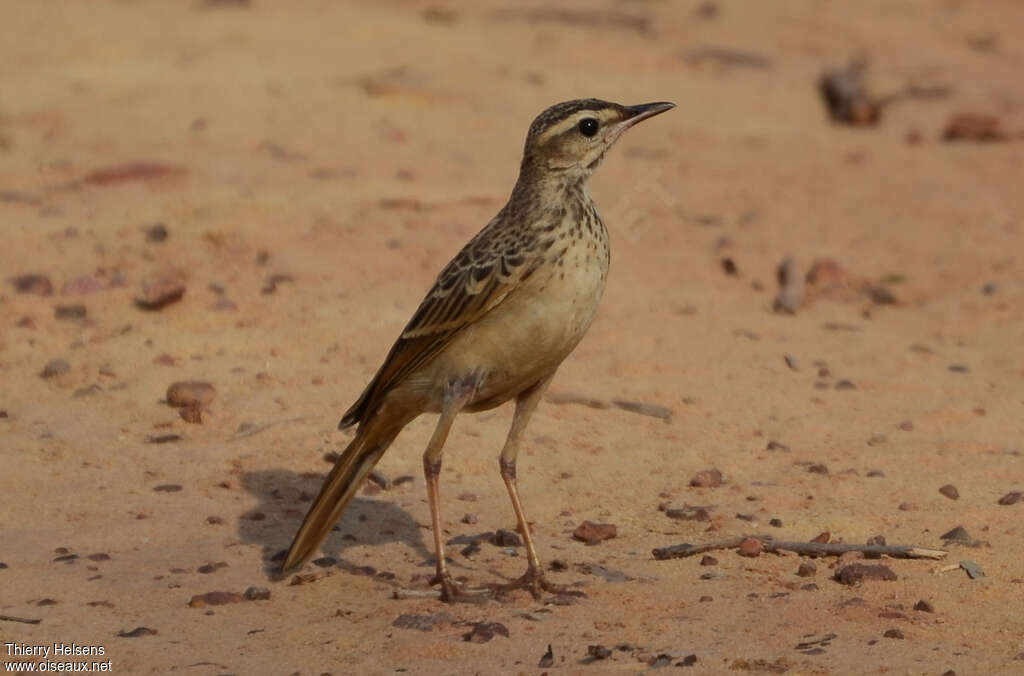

[623,101,675,128]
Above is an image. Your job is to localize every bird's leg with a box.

[419,374,491,602]
[496,376,582,599]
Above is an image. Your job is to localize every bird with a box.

[282,98,674,601]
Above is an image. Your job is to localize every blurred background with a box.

[2,1,1023,673]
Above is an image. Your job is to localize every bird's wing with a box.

[339,222,539,428]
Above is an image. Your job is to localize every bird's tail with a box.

[281,423,399,573]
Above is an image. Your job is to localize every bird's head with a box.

[519,98,674,184]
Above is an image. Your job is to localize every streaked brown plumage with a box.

[283,98,674,601]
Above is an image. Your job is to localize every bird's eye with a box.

[578,118,599,137]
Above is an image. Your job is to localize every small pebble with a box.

[117,627,157,638]
[62,276,103,295]
[188,591,244,607]
[538,645,554,668]
[244,586,270,601]
[145,224,169,242]
[179,404,202,423]
[391,612,454,632]
[796,563,817,578]
[834,380,856,390]
[572,520,617,545]
[940,526,972,544]
[348,565,376,576]
[769,518,783,527]
[460,513,477,524]
[997,491,1021,506]
[10,273,53,295]
[54,303,87,320]
[611,400,673,420]
[489,529,522,547]
[146,434,182,444]
[587,645,612,660]
[690,468,723,487]
[197,562,227,574]
[738,538,762,557]
[40,359,71,379]
[136,276,186,310]
[773,256,804,313]
[943,112,1007,142]
[938,484,960,500]
[166,381,216,408]
[883,628,904,639]
[834,563,897,585]
[153,484,182,493]
[665,506,711,521]
[913,599,934,613]
[807,463,829,475]
[960,560,985,579]
[311,556,337,568]
[464,621,509,643]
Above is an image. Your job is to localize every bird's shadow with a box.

[237,466,432,581]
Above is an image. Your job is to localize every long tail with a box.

[281,424,398,573]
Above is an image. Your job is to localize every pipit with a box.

[283,98,674,601]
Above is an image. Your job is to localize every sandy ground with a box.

[2,1,1024,674]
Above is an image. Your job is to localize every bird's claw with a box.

[495,566,585,600]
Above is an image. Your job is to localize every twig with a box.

[229,416,312,441]
[932,563,961,575]
[0,614,42,625]
[652,535,947,561]
[653,537,745,560]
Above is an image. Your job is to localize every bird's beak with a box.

[623,101,676,127]
[608,101,675,143]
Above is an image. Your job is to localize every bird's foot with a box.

[495,565,585,601]
[434,572,493,603]
[395,573,492,603]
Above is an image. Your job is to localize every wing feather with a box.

[339,225,538,429]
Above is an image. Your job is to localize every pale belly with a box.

[418,248,608,411]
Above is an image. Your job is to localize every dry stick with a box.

[652,536,947,561]
[228,416,312,442]
[0,614,42,625]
